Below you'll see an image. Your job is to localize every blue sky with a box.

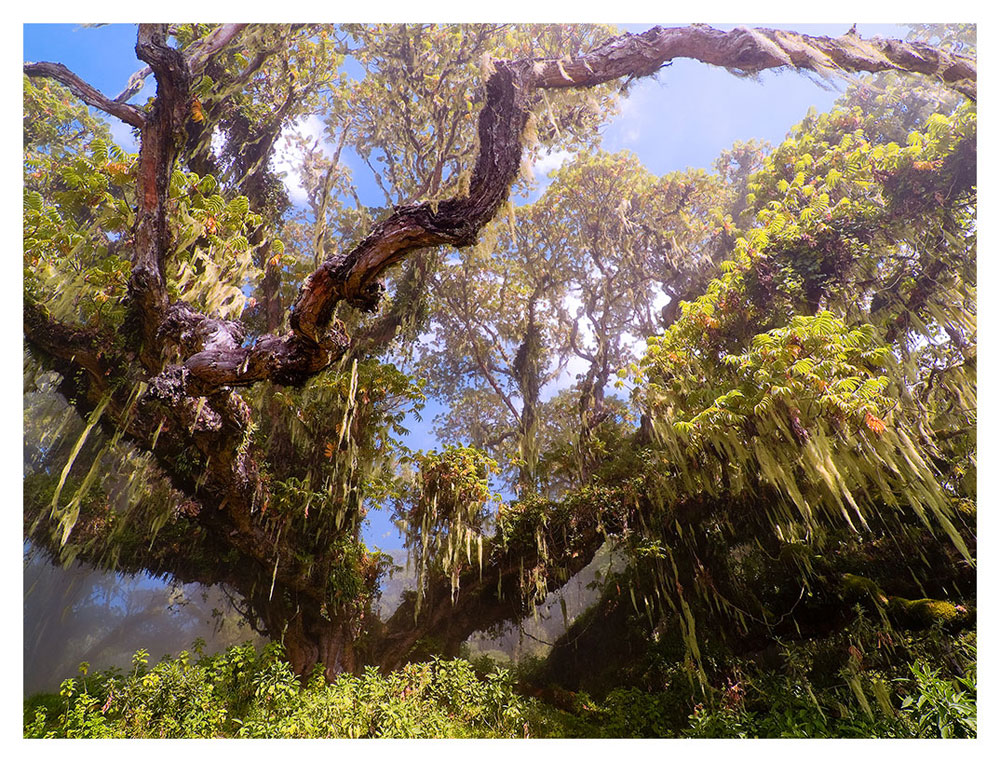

[23,22,911,547]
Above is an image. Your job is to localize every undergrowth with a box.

[24,631,975,739]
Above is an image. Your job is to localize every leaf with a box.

[25,191,44,212]
[226,195,250,218]
[864,410,886,435]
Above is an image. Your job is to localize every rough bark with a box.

[23,61,146,127]
[522,24,976,99]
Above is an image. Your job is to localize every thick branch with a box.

[23,62,146,128]
[372,496,626,671]
[146,62,528,395]
[110,24,245,107]
[24,302,112,390]
[24,300,327,611]
[128,24,194,369]
[289,63,529,344]
[524,25,976,99]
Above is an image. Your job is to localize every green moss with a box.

[841,573,888,604]
[888,597,963,627]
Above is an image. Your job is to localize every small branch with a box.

[115,65,152,103]
[24,61,146,128]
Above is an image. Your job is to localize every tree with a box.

[24,23,975,684]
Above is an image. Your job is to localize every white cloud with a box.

[532,147,573,177]
[210,127,225,158]
[607,77,662,147]
[272,114,328,207]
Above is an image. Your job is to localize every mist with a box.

[23,548,263,696]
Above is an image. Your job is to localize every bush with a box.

[24,631,977,738]
[24,644,537,738]
[900,659,976,738]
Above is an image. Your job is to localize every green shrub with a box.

[23,631,977,739]
[900,659,976,738]
[24,644,537,738]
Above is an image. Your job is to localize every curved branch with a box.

[23,61,146,128]
[523,25,976,99]
[143,61,529,396]
[289,63,529,343]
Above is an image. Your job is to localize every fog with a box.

[23,548,263,696]
[26,541,616,695]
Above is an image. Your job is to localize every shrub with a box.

[24,644,537,739]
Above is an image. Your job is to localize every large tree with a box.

[24,23,976,683]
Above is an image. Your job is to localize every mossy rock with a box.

[887,596,966,627]
[841,573,888,604]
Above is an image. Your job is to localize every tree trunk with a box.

[280,612,356,682]
[249,586,358,680]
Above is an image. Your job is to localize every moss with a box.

[23,692,62,732]
[841,573,888,605]
[887,596,964,627]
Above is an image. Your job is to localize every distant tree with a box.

[24,23,975,682]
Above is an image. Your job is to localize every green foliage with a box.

[396,445,501,607]
[900,658,976,738]
[614,101,977,673]
[23,133,136,328]
[25,645,541,739]
[166,169,267,319]
[680,646,977,739]
[26,635,975,738]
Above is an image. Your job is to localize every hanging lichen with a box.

[396,445,500,616]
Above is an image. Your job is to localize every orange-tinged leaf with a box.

[864,410,886,435]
